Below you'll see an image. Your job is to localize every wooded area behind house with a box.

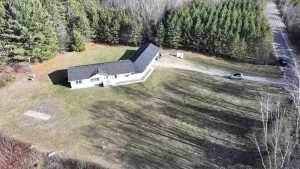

[0,0,281,64]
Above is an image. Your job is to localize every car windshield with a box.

[280,58,287,61]
[233,73,241,76]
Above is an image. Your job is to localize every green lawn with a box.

[0,44,285,169]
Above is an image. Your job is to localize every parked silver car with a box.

[228,73,244,79]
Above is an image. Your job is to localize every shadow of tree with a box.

[82,71,265,169]
[48,69,70,88]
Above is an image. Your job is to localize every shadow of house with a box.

[119,50,137,60]
[48,50,138,88]
[48,69,71,88]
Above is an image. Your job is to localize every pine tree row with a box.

[156,0,273,62]
[0,0,273,64]
[96,8,143,45]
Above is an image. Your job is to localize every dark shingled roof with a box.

[68,43,159,81]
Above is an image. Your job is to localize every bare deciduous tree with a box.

[279,0,300,37]
[101,0,190,38]
[251,95,297,169]
[252,58,300,168]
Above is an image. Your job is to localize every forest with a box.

[156,0,273,62]
[279,0,300,41]
[0,0,273,64]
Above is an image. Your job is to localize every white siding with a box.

[69,52,159,89]
[70,75,104,89]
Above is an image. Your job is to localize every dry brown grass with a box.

[0,44,286,169]
[0,133,106,169]
[0,133,31,169]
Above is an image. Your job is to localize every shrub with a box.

[8,76,15,82]
[2,73,15,82]
[0,79,6,87]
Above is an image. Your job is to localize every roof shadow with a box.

[119,50,137,60]
[48,69,71,88]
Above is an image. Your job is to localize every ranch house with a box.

[67,43,160,89]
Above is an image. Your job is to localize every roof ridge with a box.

[128,43,152,62]
[70,59,131,69]
[68,43,159,82]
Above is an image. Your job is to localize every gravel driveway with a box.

[154,55,285,85]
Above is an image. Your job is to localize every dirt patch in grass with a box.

[29,100,62,119]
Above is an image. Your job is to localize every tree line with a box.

[279,0,300,45]
[0,0,273,64]
[156,0,273,62]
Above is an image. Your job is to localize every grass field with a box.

[164,49,282,79]
[0,44,285,169]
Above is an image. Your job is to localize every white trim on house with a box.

[69,51,159,89]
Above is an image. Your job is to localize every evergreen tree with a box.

[66,0,91,39]
[165,14,181,48]
[126,20,143,45]
[110,18,120,44]
[97,9,138,44]
[84,0,100,39]
[71,30,86,52]
[118,9,142,45]
[1,0,58,62]
[192,19,204,50]
[97,9,112,43]
[155,22,165,47]
[166,21,181,48]
[158,0,273,62]
[229,34,247,59]
[0,1,8,64]
[119,19,143,45]
[181,14,193,47]
[42,0,69,51]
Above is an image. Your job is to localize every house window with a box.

[125,74,129,77]
[76,80,82,84]
[90,78,99,82]
[115,75,118,78]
